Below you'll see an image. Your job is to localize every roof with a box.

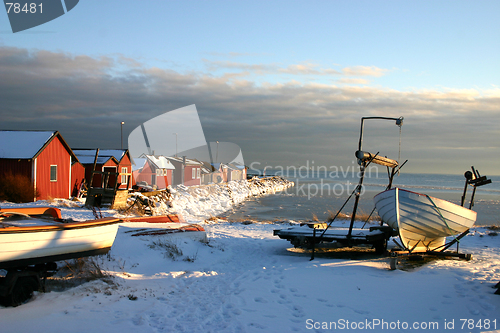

[72,149,129,163]
[74,155,117,165]
[145,155,175,170]
[196,160,217,174]
[165,156,203,166]
[0,130,77,160]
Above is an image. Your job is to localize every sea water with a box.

[225,171,500,226]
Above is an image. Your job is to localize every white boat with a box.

[0,207,120,269]
[374,188,477,252]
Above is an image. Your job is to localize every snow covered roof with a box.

[74,155,116,165]
[145,155,175,170]
[227,163,246,170]
[72,149,129,163]
[165,156,203,166]
[0,130,74,159]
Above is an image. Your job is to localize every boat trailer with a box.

[0,262,58,307]
[274,116,404,259]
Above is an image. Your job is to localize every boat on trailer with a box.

[0,207,120,268]
[0,207,120,306]
[374,167,491,258]
[374,188,476,252]
[274,116,404,257]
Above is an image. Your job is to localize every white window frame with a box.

[197,168,201,179]
[192,168,196,179]
[50,165,57,182]
[121,167,128,184]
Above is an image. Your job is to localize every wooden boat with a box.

[0,207,120,269]
[374,188,477,252]
[121,215,207,242]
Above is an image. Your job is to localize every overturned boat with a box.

[121,214,207,242]
[0,207,120,269]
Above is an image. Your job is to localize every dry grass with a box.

[46,257,114,292]
[148,239,198,262]
[0,172,39,203]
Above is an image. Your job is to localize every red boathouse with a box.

[0,130,78,201]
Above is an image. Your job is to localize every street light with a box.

[174,133,178,157]
[216,141,219,163]
[121,121,125,149]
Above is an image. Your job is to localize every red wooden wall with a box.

[35,136,71,200]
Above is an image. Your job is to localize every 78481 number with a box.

[461,319,497,330]
[5,3,43,14]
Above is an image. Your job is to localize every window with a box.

[197,168,201,179]
[121,167,128,184]
[50,165,57,182]
[192,168,196,179]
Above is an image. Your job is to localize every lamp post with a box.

[120,121,125,149]
[216,141,219,163]
[174,133,178,157]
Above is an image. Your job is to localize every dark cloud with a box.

[0,46,498,175]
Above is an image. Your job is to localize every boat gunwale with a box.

[0,217,121,234]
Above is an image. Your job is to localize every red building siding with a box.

[34,136,71,200]
[134,160,172,189]
[0,159,32,179]
[116,154,132,189]
[184,165,201,186]
[71,162,86,197]
[155,169,173,189]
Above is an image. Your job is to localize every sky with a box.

[0,0,499,175]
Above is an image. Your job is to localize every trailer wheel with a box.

[9,277,39,307]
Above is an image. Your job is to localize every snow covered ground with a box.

[1,179,500,333]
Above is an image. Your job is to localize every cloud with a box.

[203,60,391,79]
[337,78,370,85]
[278,63,341,76]
[0,46,498,175]
[342,66,391,77]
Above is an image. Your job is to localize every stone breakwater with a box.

[148,177,294,221]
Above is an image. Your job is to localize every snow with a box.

[73,149,129,165]
[0,130,55,159]
[1,179,500,333]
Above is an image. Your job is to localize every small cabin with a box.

[166,156,203,186]
[133,155,175,189]
[0,130,77,201]
[72,149,120,189]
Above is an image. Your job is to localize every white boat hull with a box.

[0,209,120,268]
[374,188,476,252]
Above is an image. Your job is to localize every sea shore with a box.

[1,177,499,332]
